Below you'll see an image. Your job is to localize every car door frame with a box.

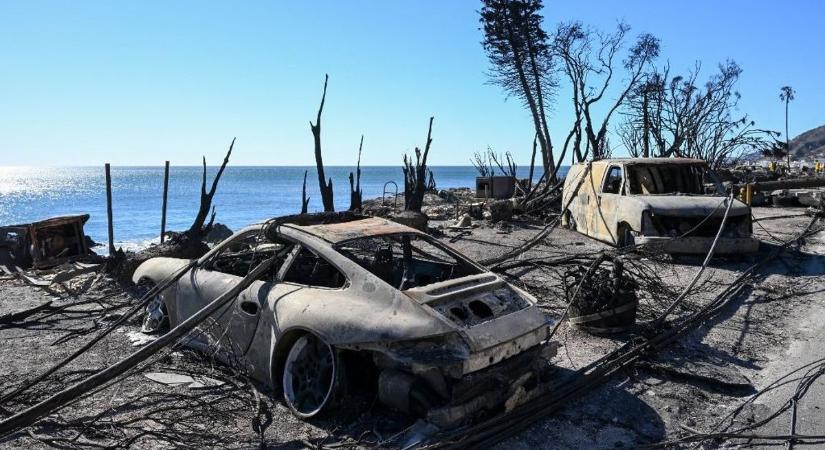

[178,229,293,356]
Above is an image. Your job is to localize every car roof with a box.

[281,216,424,244]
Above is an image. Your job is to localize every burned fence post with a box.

[104,163,115,256]
[160,160,170,244]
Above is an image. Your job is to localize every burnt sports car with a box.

[132,214,555,425]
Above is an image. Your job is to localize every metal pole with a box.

[160,161,170,243]
[104,163,115,256]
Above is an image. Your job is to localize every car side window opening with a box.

[282,246,346,289]
[335,234,481,290]
[206,232,293,282]
[602,166,623,194]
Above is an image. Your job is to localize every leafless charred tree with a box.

[310,74,334,212]
[186,138,234,239]
[300,170,310,214]
[403,117,434,212]
[471,149,495,177]
[349,135,364,211]
[760,140,789,164]
[553,22,659,162]
[480,0,561,181]
[618,61,778,168]
[527,132,538,188]
[426,168,437,191]
[493,150,518,178]
[472,147,518,178]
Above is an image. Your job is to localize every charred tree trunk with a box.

[301,170,310,214]
[310,74,334,212]
[186,138,234,240]
[349,135,363,211]
[403,117,434,212]
[642,89,650,158]
[528,132,538,190]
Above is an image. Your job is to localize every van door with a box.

[592,165,624,244]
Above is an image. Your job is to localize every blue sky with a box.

[2,0,823,166]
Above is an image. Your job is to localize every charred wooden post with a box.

[186,138,234,240]
[403,117,434,212]
[301,170,310,214]
[310,74,334,212]
[104,163,115,255]
[160,161,170,244]
[349,135,364,211]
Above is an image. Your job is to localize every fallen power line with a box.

[414,215,822,450]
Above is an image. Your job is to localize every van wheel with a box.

[563,212,576,231]
[282,333,343,419]
[617,224,635,248]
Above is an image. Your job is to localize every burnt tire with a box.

[282,333,343,419]
[563,211,577,231]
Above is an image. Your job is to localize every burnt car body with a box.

[561,158,759,254]
[132,215,555,424]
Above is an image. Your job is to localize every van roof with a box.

[573,157,707,166]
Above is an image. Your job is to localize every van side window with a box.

[283,246,346,288]
[602,166,623,194]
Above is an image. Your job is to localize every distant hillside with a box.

[789,124,825,160]
[742,124,825,162]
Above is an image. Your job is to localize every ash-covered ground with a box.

[1,204,824,449]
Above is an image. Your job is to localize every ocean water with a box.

[0,165,562,252]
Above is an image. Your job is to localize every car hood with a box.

[627,195,750,218]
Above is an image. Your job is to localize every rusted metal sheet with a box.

[0,214,90,269]
[284,216,424,243]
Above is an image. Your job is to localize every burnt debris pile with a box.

[565,257,639,334]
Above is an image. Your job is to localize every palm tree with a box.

[780,86,795,169]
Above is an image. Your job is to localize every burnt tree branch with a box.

[403,117,434,212]
[186,138,234,239]
[349,135,364,211]
[301,170,310,214]
[310,74,334,212]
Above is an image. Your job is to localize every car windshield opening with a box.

[207,232,293,281]
[334,234,481,290]
[626,164,706,195]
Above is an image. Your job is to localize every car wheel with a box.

[282,333,341,418]
[140,282,169,333]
